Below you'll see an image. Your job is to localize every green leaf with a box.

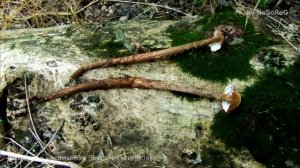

[123,42,133,53]
[114,29,125,42]
[114,29,133,53]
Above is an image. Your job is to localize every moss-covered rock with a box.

[212,55,300,167]
[255,48,286,70]
[0,17,281,167]
[168,10,273,82]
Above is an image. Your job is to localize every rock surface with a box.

[0,20,263,167]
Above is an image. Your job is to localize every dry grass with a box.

[0,0,94,30]
[0,0,207,30]
[235,1,300,52]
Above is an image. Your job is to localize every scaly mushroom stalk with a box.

[31,78,241,113]
[31,77,221,104]
[70,30,225,79]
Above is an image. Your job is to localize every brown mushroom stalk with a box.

[31,77,223,104]
[70,30,224,79]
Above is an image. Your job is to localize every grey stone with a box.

[0,20,264,167]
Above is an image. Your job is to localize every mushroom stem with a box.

[71,31,224,79]
[31,77,221,104]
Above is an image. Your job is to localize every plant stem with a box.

[0,150,81,168]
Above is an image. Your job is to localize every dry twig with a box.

[24,75,45,152]
[0,150,81,168]
[24,120,65,168]
[106,0,195,18]
[1,136,53,168]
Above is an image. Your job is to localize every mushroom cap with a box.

[215,25,244,44]
[209,29,224,52]
[209,42,222,52]
[209,25,243,52]
[222,85,236,112]
[221,84,241,113]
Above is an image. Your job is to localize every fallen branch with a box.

[31,77,222,104]
[70,30,224,79]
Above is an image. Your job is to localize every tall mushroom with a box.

[31,77,242,114]
[71,25,243,79]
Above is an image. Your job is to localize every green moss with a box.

[13,129,30,143]
[256,48,286,70]
[98,40,131,58]
[72,35,104,52]
[70,26,132,59]
[258,0,276,7]
[167,10,272,82]
[211,56,300,167]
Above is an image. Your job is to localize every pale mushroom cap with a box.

[209,42,222,52]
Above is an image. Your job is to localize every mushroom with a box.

[208,29,224,52]
[72,25,244,79]
[209,25,243,52]
[221,84,241,113]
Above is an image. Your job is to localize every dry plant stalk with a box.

[106,0,195,18]
[0,150,81,168]
[71,31,224,79]
[31,77,222,104]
